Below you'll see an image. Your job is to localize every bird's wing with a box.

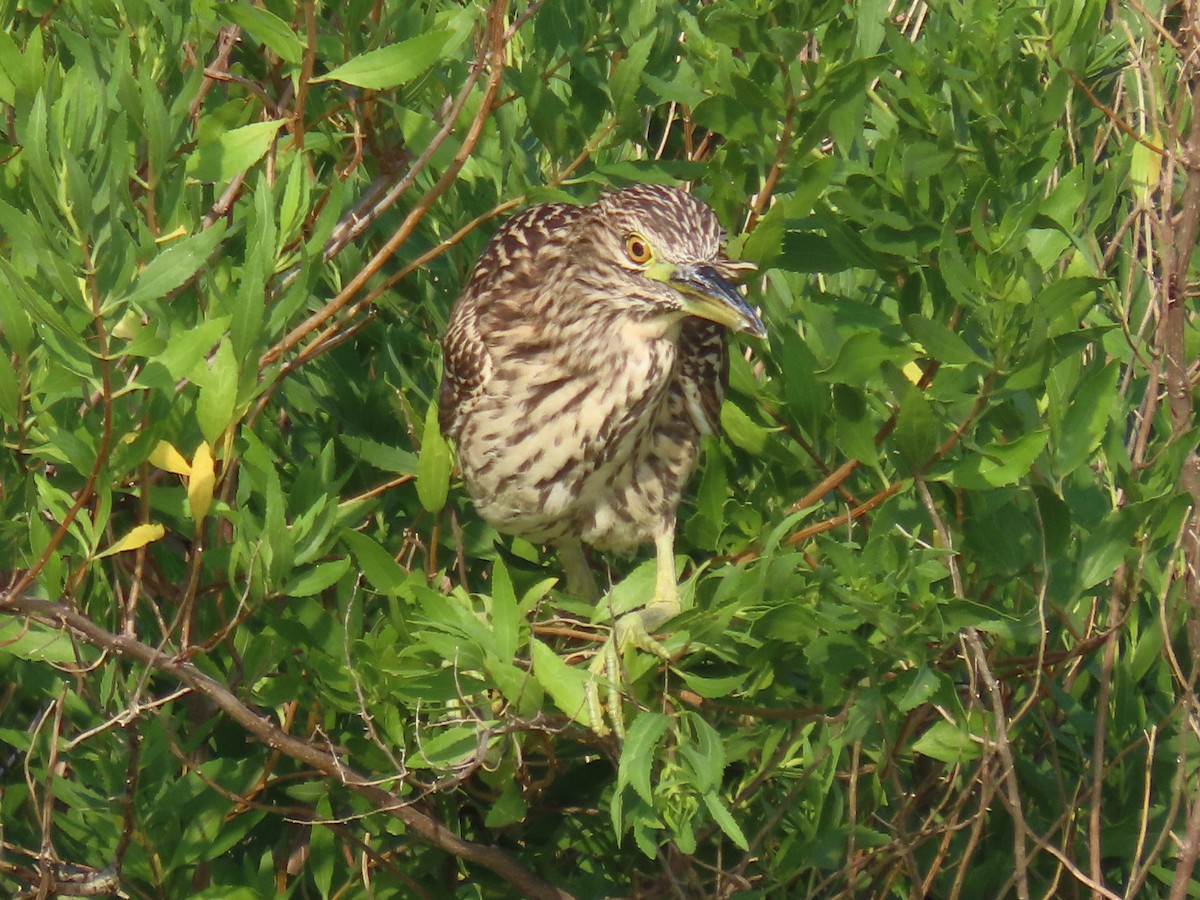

[677,250,752,436]
[439,202,583,437]
[678,318,728,437]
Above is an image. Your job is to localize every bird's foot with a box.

[585,596,681,738]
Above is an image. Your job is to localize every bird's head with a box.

[576,184,766,340]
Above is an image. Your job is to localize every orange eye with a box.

[625,234,652,264]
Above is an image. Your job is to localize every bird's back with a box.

[439,202,584,439]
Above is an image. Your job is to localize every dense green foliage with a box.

[3,0,1200,897]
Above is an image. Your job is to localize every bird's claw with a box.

[585,601,681,738]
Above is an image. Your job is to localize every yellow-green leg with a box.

[586,523,682,738]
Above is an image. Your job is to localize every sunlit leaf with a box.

[188,441,215,522]
[119,223,228,308]
[96,523,166,558]
[912,719,981,764]
[948,431,1048,490]
[218,3,306,64]
[311,31,451,89]
[195,338,240,445]
[148,440,192,476]
[186,120,287,184]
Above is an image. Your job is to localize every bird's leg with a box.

[587,522,683,737]
[613,525,682,655]
[555,537,600,602]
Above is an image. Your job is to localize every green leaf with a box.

[739,199,788,270]
[942,600,1031,641]
[416,401,452,513]
[311,797,334,898]
[903,315,982,366]
[1038,278,1106,333]
[680,712,724,793]
[937,235,987,306]
[284,558,352,597]
[893,386,938,472]
[484,780,527,828]
[0,617,96,665]
[231,179,270,363]
[341,529,409,595]
[195,338,241,444]
[1077,508,1139,591]
[1129,621,1164,682]
[686,441,727,549]
[719,400,774,455]
[616,712,669,804]
[895,666,945,713]
[413,725,479,768]
[678,670,746,699]
[600,557,659,619]
[0,353,18,426]
[777,230,855,273]
[948,431,1048,490]
[818,331,917,385]
[0,30,17,105]
[312,31,451,89]
[218,3,306,64]
[339,436,418,475]
[610,32,655,115]
[186,120,287,184]
[1040,166,1086,230]
[703,793,749,851]
[0,257,34,354]
[531,638,590,725]
[0,251,79,343]
[911,719,981,764]
[156,316,231,380]
[487,653,537,709]
[1053,362,1118,477]
[491,559,519,661]
[833,384,877,467]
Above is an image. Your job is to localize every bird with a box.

[439,183,765,735]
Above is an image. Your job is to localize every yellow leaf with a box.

[96,523,166,559]
[149,440,192,476]
[902,361,925,385]
[155,225,188,244]
[188,441,215,521]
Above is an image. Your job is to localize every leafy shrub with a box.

[2,1,1199,897]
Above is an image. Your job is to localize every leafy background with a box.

[2,0,1199,897]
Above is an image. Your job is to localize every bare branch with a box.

[0,594,574,900]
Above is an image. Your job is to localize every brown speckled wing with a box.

[678,318,728,437]
[439,202,584,438]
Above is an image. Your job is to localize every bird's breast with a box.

[455,331,680,538]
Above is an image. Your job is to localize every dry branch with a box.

[0,592,574,900]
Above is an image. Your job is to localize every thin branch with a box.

[262,0,512,369]
[0,593,574,900]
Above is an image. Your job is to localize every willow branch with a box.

[0,593,573,900]
[264,0,514,366]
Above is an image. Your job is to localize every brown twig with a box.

[274,115,618,381]
[0,593,574,900]
[4,236,114,604]
[261,1,511,370]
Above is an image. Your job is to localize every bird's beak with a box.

[668,263,766,339]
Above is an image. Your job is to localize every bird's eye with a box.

[624,234,653,265]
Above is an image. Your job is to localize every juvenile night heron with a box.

[439,183,765,735]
